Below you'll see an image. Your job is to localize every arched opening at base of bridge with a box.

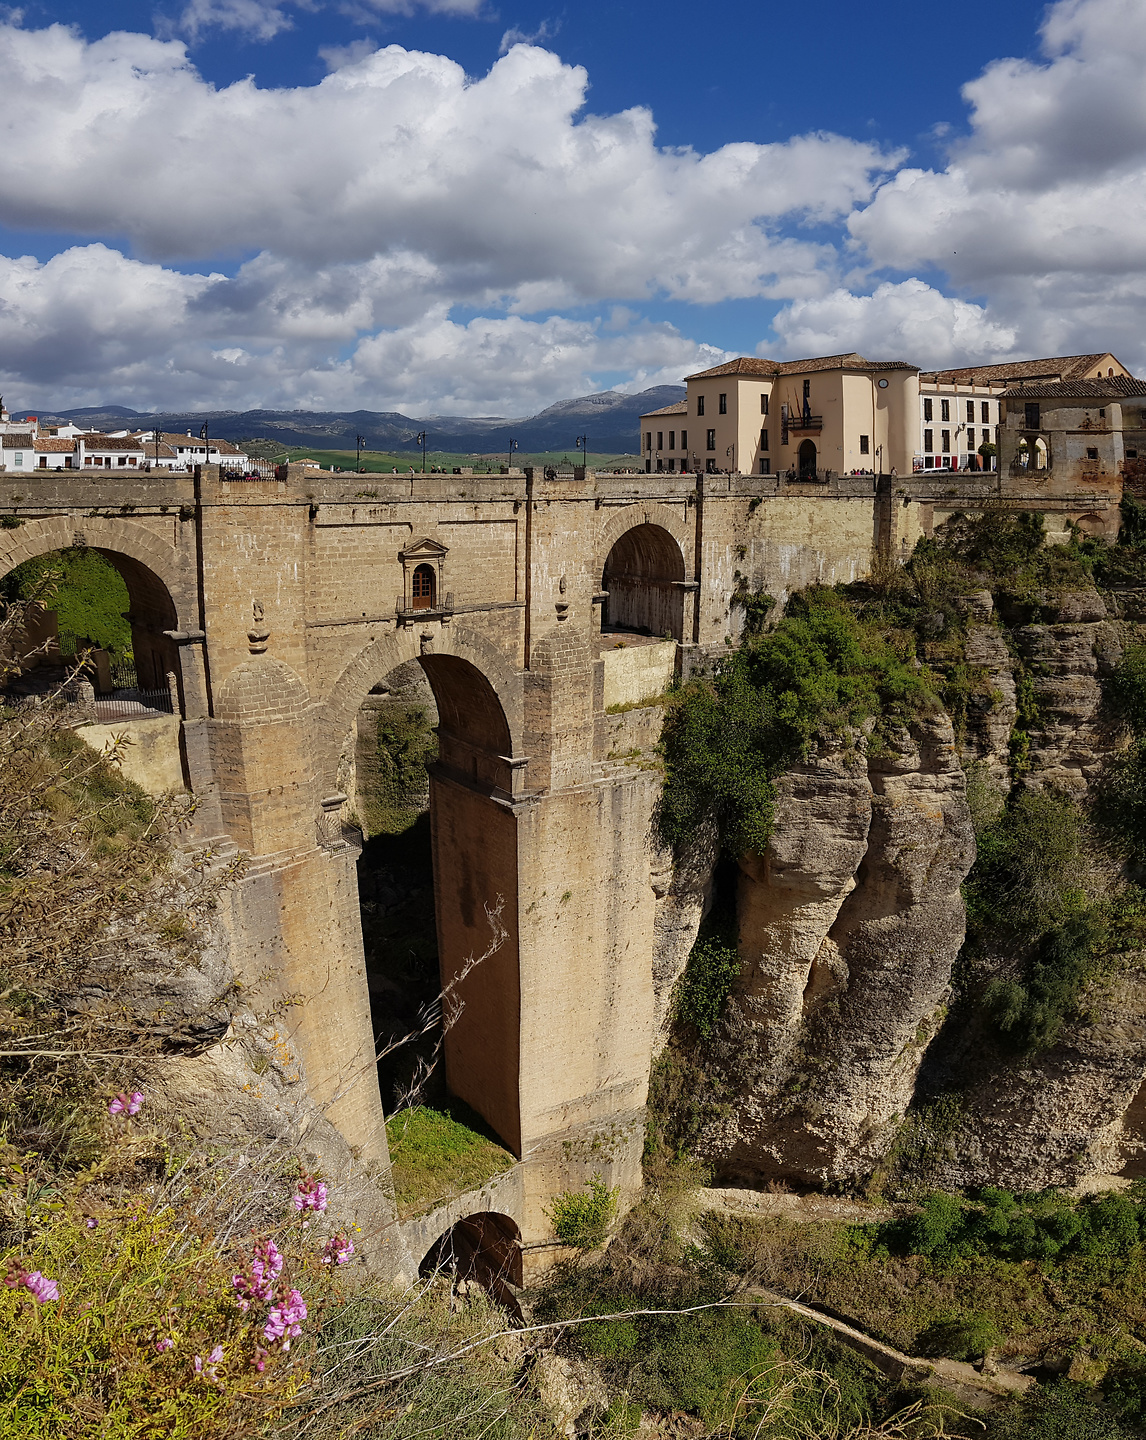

[419,1212,523,1319]
[0,546,186,792]
[341,648,521,1184]
[601,523,685,641]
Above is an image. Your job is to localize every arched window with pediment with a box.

[411,563,436,610]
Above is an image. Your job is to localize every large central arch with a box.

[320,627,524,1156]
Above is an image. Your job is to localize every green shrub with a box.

[658,586,934,858]
[546,1175,618,1249]
[875,1186,1146,1266]
[918,1314,1000,1361]
[677,920,741,1039]
[985,1380,1138,1440]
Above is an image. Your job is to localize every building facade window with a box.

[697,395,705,416]
[760,394,769,415]
[13,452,23,466]
[942,430,951,453]
[706,428,716,451]
[680,430,687,451]
[657,431,663,450]
[941,399,950,422]
[981,401,990,423]
[859,434,869,455]
[668,431,675,450]
[705,457,716,473]
[1025,402,1041,430]
[1087,447,1099,460]
[411,565,436,610]
[924,398,933,421]
[645,432,652,452]
[924,428,933,453]
[759,428,768,450]
[760,458,770,474]
[967,401,975,423]
[718,393,727,414]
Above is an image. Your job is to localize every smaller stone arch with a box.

[0,516,189,694]
[595,501,690,579]
[316,623,524,798]
[420,1211,523,1317]
[601,522,687,640]
[1075,510,1112,541]
[798,439,818,480]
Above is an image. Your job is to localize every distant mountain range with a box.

[21,386,687,456]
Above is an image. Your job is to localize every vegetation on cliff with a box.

[657,585,936,859]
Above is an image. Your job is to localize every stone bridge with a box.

[0,461,1120,1269]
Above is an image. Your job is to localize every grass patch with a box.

[385,1104,514,1218]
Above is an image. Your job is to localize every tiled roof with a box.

[640,402,688,417]
[147,432,243,455]
[2,433,36,448]
[1001,376,1146,400]
[920,354,1124,385]
[82,434,145,451]
[685,352,917,380]
[35,437,76,452]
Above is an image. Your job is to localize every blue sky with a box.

[0,0,1143,414]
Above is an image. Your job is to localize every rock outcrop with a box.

[707,713,976,1188]
[681,584,1146,1194]
[921,963,1146,1191]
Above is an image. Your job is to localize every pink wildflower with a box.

[251,1345,269,1373]
[155,1338,174,1354]
[193,1345,224,1380]
[293,1177,327,1214]
[84,1217,99,1230]
[263,1289,307,1349]
[5,1267,58,1303]
[321,1234,355,1266]
[232,1239,283,1311]
[108,1090,143,1117]
[126,1090,144,1115]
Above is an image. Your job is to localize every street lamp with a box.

[508,437,519,470]
[415,430,428,474]
[356,434,366,473]
[199,421,210,468]
[575,435,588,471]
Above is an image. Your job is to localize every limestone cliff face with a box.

[686,586,1146,1193]
[706,713,976,1188]
[921,963,1146,1191]
[951,588,1121,793]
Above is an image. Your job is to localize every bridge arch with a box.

[419,1210,523,1317]
[0,515,187,695]
[601,522,687,640]
[319,624,525,1157]
[316,623,524,798]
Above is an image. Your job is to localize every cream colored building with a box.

[641,353,919,480]
[917,353,1131,472]
[639,400,689,471]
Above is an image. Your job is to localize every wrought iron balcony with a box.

[787,413,823,432]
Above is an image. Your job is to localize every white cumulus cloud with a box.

[772,280,1016,367]
[850,0,1146,369]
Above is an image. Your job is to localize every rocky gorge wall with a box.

[656,573,1146,1195]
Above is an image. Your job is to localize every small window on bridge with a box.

[411,564,436,610]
